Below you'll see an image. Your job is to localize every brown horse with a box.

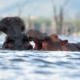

[27,29,80,51]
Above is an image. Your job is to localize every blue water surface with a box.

[0,33,80,80]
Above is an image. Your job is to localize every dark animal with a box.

[27,29,80,51]
[0,17,32,50]
[0,17,25,36]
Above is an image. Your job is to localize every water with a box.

[0,33,80,80]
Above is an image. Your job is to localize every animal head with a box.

[27,29,49,50]
[42,34,68,51]
[0,17,33,50]
[0,17,25,36]
[27,29,48,40]
[50,34,68,45]
[2,34,33,50]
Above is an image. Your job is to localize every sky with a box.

[0,0,80,19]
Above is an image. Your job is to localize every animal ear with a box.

[61,40,68,45]
[50,34,59,41]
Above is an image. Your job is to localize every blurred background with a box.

[0,0,80,36]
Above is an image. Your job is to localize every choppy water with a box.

[0,33,80,80]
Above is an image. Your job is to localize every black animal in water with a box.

[0,17,32,50]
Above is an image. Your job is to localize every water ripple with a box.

[0,35,80,80]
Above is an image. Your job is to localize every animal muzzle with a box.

[12,42,33,50]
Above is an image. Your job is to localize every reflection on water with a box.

[0,34,80,80]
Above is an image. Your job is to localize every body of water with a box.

[0,33,80,80]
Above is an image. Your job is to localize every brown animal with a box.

[27,29,80,51]
[0,17,32,50]
[27,29,49,50]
